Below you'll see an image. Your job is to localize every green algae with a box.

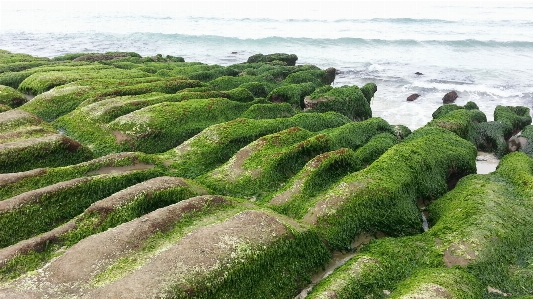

[161,112,351,178]
[307,152,533,299]
[494,105,532,135]
[240,103,297,119]
[199,117,394,201]
[0,85,27,108]
[267,82,316,108]
[0,168,164,248]
[306,85,372,121]
[246,53,298,66]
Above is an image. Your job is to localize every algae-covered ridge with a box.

[1,49,533,298]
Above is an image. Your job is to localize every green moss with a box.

[208,75,277,92]
[0,85,28,108]
[427,108,487,140]
[238,82,268,98]
[187,67,239,82]
[161,112,351,179]
[267,82,316,108]
[0,134,94,174]
[224,87,255,102]
[432,104,463,119]
[178,228,330,299]
[311,126,477,250]
[21,77,204,122]
[105,98,254,154]
[494,105,532,135]
[0,152,158,201]
[240,103,296,120]
[389,267,484,298]
[306,85,372,121]
[199,118,393,201]
[472,121,513,158]
[282,69,331,87]
[359,83,377,103]
[61,178,209,247]
[309,152,533,298]
[0,167,163,248]
[246,53,298,66]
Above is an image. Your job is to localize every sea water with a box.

[1,1,532,130]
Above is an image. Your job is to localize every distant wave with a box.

[124,33,533,48]
[186,16,458,24]
[6,31,533,49]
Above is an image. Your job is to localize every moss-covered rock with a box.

[246,53,299,66]
[160,112,351,178]
[199,117,394,201]
[305,85,372,121]
[0,85,27,108]
[359,82,377,103]
[431,101,479,119]
[238,81,269,98]
[427,108,487,140]
[494,105,532,135]
[240,103,297,120]
[304,126,477,250]
[307,152,533,298]
[472,121,513,158]
[267,82,316,108]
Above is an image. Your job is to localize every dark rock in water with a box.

[415,72,423,75]
[508,135,528,152]
[407,94,420,101]
[442,91,458,104]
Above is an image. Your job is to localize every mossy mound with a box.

[427,108,487,140]
[246,53,299,66]
[3,50,533,299]
[494,105,532,135]
[307,151,533,298]
[431,101,480,119]
[0,110,93,173]
[0,85,27,108]
[304,85,372,121]
[160,112,351,178]
[199,117,394,201]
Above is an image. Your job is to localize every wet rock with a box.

[508,135,528,152]
[407,93,420,101]
[442,91,458,104]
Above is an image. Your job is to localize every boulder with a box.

[407,93,420,101]
[442,91,458,104]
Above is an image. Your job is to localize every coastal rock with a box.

[407,93,420,101]
[508,135,528,152]
[303,85,372,121]
[442,91,458,104]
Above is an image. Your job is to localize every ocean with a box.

[1,1,532,130]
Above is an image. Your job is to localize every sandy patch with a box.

[476,151,499,174]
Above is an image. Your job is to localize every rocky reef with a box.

[1,49,532,298]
